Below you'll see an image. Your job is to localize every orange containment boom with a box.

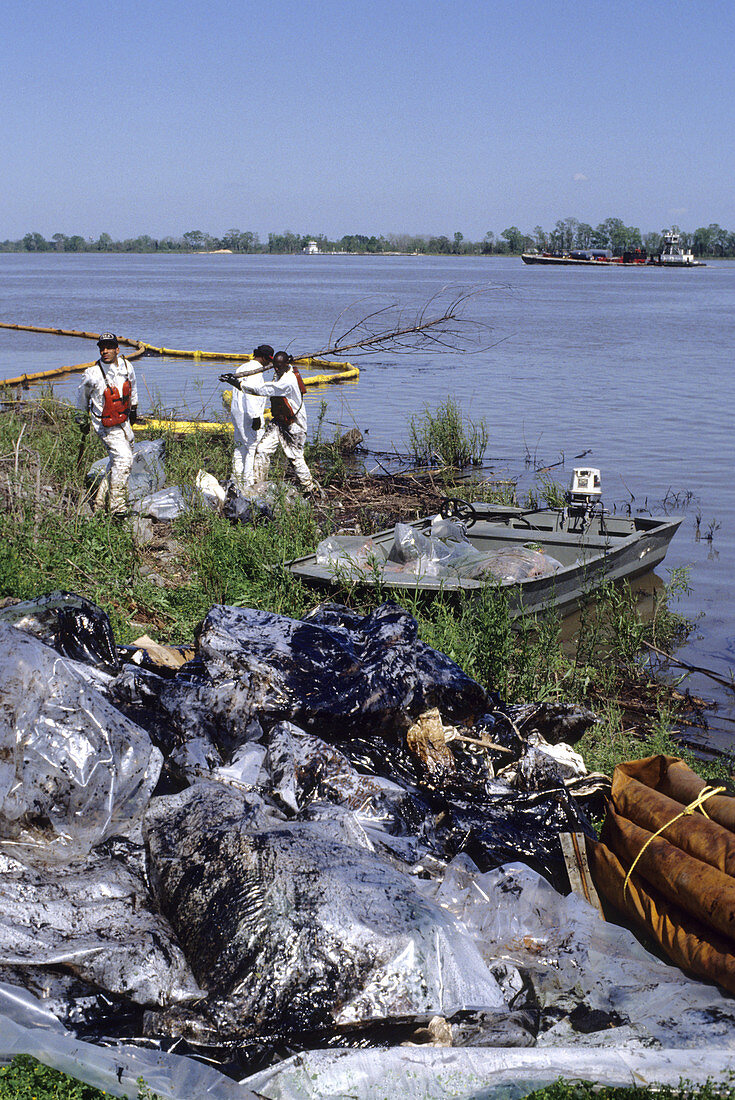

[588,754,735,995]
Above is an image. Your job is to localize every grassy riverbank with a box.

[0,395,733,1100]
[1,394,727,782]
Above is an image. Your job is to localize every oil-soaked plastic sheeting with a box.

[0,624,162,860]
[433,786,590,890]
[143,780,506,1043]
[259,721,591,892]
[420,859,735,1048]
[245,1047,735,1100]
[0,984,253,1100]
[264,720,408,816]
[0,845,200,1008]
[0,591,119,672]
[155,601,488,753]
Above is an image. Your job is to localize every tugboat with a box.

[649,229,706,267]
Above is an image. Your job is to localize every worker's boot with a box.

[93,474,110,512]
[108,471,129,517]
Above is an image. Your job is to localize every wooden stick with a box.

[643,640,735,692]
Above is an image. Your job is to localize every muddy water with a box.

[1,252,733,750]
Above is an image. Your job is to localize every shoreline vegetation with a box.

[4,218,735,258]
[1,393,731,786]
[1,394,734,1100]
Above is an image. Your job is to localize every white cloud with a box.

[573,173,588,182]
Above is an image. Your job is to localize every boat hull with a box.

[286,506,683,619]
[522,254,623,266]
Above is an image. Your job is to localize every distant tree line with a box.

[3,219,735,257]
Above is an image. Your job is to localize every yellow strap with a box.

[622,785,726,897]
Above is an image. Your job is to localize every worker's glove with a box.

[219,373,241,390]
[129,405,138,426]
[251,417,262,431]
[78,419,90,436]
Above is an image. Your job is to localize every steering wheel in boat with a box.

[438,497,478,528]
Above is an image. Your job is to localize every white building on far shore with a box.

[303,239,320,254]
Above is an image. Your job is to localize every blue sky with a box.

[2,0,734,240]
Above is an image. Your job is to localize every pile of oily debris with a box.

[0,592,734,1100]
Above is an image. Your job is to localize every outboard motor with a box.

[564,467,603,531]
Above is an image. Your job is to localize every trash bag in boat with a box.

[143,779,506,1043]
[387,521,480,578]
[0,624,162,860]
[315,535,385,574]
[0,590,118,672]
[87,438,165,502]
[461,545,564,583]
[316,519,564,583]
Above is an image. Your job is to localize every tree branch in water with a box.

[303,284,503,359]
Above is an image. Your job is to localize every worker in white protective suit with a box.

[239,350,318,493]
[228,343,273,492]
[76,333,138,516]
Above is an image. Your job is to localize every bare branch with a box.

[298,284,504,359]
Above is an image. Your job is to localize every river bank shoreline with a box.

[1,394,731,787]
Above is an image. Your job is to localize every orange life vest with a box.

[270,367,307,426]
[99,361,132,427]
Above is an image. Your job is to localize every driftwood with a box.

[307,285,497,359]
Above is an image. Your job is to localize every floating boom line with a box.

[0,322,358,389]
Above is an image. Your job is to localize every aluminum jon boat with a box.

[286,498,683,619]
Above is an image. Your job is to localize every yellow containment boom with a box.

[132,417,233,435]
[0,322,359,389]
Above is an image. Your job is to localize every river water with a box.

[1,253,733,751]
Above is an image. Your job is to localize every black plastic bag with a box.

[0,591,118,672]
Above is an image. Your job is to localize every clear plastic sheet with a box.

[88,438,165,502]
[244,1047,735,1099]
[131,486,188,521]
[421,859,735,1046]
[143,779,506,1042]
[0,846,200,1007]
[0,984,251,1100]
[0,624,162,860]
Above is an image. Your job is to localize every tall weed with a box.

[408,397,488,467]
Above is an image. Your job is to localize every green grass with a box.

[408,395,488,468]
[524,1077,735,1100]
[0,1056,160,1099]
[525,1073,735,1100]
